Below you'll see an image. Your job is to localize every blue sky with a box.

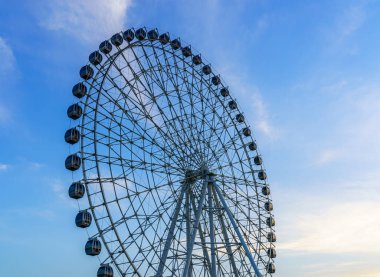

[1,0,380,276]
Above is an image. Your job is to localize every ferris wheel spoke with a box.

[94,55,190,168]
[111,48,194,167]
[135,48,208,166]
[82,153,182,177]
[170,50,207,162]
[159,47,204,158]
[135,75,199,167]
[113,179,183,266]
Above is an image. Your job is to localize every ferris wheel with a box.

[65,27,276,277]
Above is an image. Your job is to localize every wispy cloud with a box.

[0,104,11,125]
[222,73,278,140]
[334,2,367,43]
[316,81,380,167]
[0,163,10,172]
[291,259,380,277]
[0,37,15,74]
[250,91,277,139]
[29,162,46,170]
[0,37,15,126]
[314,148,342,166]
[324,0,368,54]
[275,168,380,275]
[280,199,380,253]
[38,0,133,42]
[49,179,78,208]
[172,0,276,140]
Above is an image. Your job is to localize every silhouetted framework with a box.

[65,27,276,276]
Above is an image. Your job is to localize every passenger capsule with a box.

[72,83,87,99]
[123,29,135,42]
[220,87,229,97]
[265,201,273,211]
[68,181,85,199]
[202,65,212,75]
[79,65,94,80]
[266,216,275,227]
[65,154,81,171]
[248,141,257,151]
[171,39,181,50]
[67,104,83,120]
[147,29,158,41]
[97,264,114,277]
[267,232,277,242]
[159,33,170,44]
[182,46,192,57]
[211,76,221,86]
[89,51,103,65]
[192,55,202,65]
[236,114,245,123]
[254,156,263,165]
[258,170,267,180]
[111,33,123,46]
[267,263,276,273]
[85,238,101,256]
[267,248,277,258]
[228,100,237,109]
[64,128,80,144]
[243,127,251,137]
[135,28,146,40]
[75,210,92,228]
[262,186,270,196]
[99,40,112,54]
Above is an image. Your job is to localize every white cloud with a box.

[0,37,15,73]
[314,148,342,166]
[39,0,133,42]
[0,163,9,171]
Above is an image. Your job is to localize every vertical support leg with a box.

[208,183,217,277]
[211,187,240,277]
[190,191,212,273]
[182,180,208,277]
[156,184,187,277]
[213,182,262,277]
[186,186,193,277]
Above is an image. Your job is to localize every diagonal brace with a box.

[182,179,208,277]
[156,184,187,277]
[213,181,262,277]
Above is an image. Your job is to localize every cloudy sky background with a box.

[1,0,380,276]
